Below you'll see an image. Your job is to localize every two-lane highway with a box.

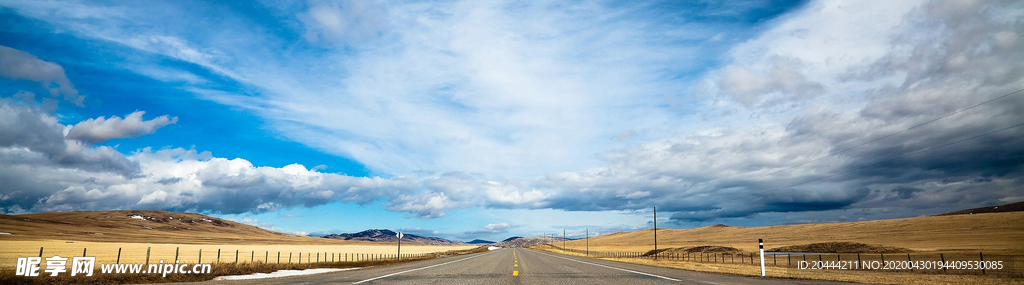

[186,248,866,284]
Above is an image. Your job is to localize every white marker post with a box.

[397,232,404,261]
[758,239,766,277]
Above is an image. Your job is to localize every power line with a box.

[761,121,1024,192]
[720,87,1024,189]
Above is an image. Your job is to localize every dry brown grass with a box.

[540,211,1024,285]
[0,210,481,284]
[0,210,368,245]
[534,245,1024,285]
[0,246,489,285]
[0,240,478,270]
[561,212,1024,254]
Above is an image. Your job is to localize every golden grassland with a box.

[0,210,369,245]
[0,246,489,285]
[560,212,1024,254]
[0,209,480,284]
[0,240,478,269]
[537,211,1024,285]
[534,245,1024,285]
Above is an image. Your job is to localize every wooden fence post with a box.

[146,247,151,265]
[217,249,221,263]
[980,252,985,275]
[175,247,179,262]
[235,250,239,263]
[39,247,44,257]
[940,253,946,273]
[117,248,122,264]
[198,249,202,264]
[83,248,87,257]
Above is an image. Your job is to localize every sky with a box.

[0,0,1022,242]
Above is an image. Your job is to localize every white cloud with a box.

[2,0,1022,225]
[67,111,178,144]
[483,222,511,232]
[302,1,388,47]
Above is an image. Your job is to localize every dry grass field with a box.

[560,211,1024,254]
[0,210,479,284]
[0,210,476,269]
[0,210,367,244]
[540,211,1024,285]
[535,245,1024,285]
[0,240,477,269]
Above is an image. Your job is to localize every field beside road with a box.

[0,210,478,284]
[533,245,1023,285]
[561,211,1024,255]
[542,210,1024,285]
[0,240,477,269]
[0,210,363,244]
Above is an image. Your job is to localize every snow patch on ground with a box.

[213,268,360,280]
[201,218,213,222]
[129,215,146,220]
[0,232,11,235]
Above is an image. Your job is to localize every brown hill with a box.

[768,241,911,253]
[936,201,1024,216]
[560,211,1024,254]
[323,229,467,245]
[494,236,567,248]
[0,210,366,245]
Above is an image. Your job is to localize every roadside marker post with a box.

[758,239,766,277]
[397,231,404,261]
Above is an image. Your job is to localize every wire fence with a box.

[1,245,460,269]
[552,246,1021,277]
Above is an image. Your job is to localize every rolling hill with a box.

[495,236,567,248]
[322,229,466,245]
[936,201,1024,216]
[0,210,366,245]
[558,210,1024,254]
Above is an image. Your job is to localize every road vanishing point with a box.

[185,248,862,285]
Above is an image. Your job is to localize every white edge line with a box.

[530,249,681,282]
[352,250,497,284]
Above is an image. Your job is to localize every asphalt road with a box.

[186,248,866,285]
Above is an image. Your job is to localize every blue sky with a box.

[1,0,1022,242]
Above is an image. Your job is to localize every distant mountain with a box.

[936,201,1024,216]
[494,236,567,248]
[466,239,494,244]
[322,229,466,245]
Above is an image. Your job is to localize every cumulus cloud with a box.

[0,45,84,106]
[461,222,515,238]
[0,99,139,176]
[67,111,178,144]
[1,0,1021,226]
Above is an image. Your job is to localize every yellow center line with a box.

[513,248,520,276]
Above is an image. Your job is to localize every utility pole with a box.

[586,228,589,256]
[563,229,566,251]
[654,205,658,259]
